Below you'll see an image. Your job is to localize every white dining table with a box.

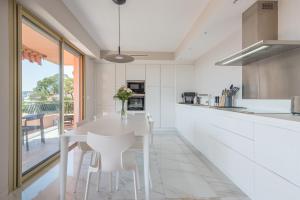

[59,113,150,200]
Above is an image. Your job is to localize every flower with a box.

[114,86,134,101]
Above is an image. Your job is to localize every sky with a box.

[22,59,74,91]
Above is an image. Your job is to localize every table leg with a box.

[60,136,69,200]
[143,134,150,200]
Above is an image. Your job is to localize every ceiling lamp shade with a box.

[104,0,134,63]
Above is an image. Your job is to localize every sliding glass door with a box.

[21,18,61,174]
[20,15,84,176]
[63,45,83,132]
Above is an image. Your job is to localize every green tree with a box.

[64,76,74,100]
[29,74,74,102]
[30,74,59,101]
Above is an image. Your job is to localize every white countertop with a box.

[176,103,300,131]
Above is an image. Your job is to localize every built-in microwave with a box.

[127,81,145,94]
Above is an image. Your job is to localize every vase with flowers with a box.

[114,86,133,119]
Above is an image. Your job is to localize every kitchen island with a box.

[176,103,300,200]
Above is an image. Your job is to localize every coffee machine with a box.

[181,92,196,104]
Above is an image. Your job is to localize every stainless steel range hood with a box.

[215,40,300,66]
[216,1,300,66]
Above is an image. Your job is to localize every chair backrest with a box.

[146,112,151,119]
[145,113,154,131]
[87,131,136,172]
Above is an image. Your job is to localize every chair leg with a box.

[133,171,138,200]
[115,171,119,191]
[25,131,29,151]
[151,133,154,145]
[97,171,101,192]
[74,150,85,193]
[135,166,141,190]
[108,172,112,192]
[149,170,153,189]
[84,170,92,200]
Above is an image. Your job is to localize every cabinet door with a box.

[161,87,175,128]
[146,86,160,128]
[115,64,126,112]
[254,164,300,200]
[146,65,160,86]
[254,123,300,186]
[126,64,145,80]
[161,65,175,128]
[161,65,175,87]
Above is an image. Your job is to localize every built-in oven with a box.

[127,95,145,111]
[127,81,145,94]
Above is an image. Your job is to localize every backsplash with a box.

[236,99,291,113]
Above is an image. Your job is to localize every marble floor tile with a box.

[9,133,250,200]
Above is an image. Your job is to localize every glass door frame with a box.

[15,5,85,185]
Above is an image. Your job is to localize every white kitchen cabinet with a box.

[175,104,300,200]
[160,65,175,128]
[254,164,300,200]
[146,65,160,86]
[210,114,254,140]
[175,105,195,143]
[175,104,254,198]
[146,86,160,128]
[210,124,254,160]
[145,65,161,128]
[126,64,145,80]
[115,64,126,112]
[254,123,300,187]
[161,65,175,87]
[161,87,175,128]
[211,138,254,198]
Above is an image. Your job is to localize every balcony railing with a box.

[22,101,74,114]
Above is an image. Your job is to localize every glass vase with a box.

[121,100,127,120]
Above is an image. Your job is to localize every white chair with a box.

[129,113,154,189]
[84,132,140,200]
[146,113,154,145]
[73,119,93,193]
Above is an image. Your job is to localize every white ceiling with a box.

[62,0,209,52]
[62,0,256,61]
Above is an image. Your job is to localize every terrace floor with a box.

[22,126,60,173]
[22,123,74,173]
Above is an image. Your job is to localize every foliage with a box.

[30,74,59,101]
[29,74,74,101]
[64,76,74,100]
[114,86,133,101]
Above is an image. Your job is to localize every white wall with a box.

[176,65,195,102]
[278,0,300,40]
[0,0,10,197]
[84,56,96,119]
[194,30,242,98]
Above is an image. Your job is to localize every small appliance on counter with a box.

[291,96,300,115]
[181,92,196,104]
